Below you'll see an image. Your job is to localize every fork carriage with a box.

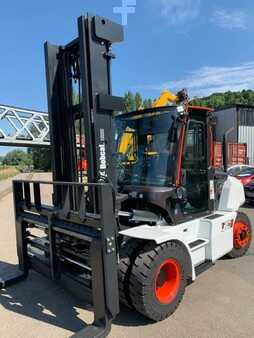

[8,179,119,337]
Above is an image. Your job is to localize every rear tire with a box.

[227,212,252,258]
[129,241,188,322]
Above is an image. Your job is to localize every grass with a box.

[0,167,20,181]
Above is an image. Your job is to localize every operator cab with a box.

[115,104,215,224]
[115,106,181,187]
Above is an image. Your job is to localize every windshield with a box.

[115,109,180,187]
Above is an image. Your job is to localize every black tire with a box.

[129,241,188,322]
[118,239,145,308]
[227,212,252,258]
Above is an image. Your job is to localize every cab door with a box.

[181,117,209,214]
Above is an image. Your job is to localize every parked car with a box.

[227,164,250,177]
[229,166,254,186]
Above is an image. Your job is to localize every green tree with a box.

[190,90,254,110]
[124,91,154,111]
[28,147,51,171]
[134,92,143,110]
[3,150,32,166]
[124,91,136,112]
[143,98,153,109]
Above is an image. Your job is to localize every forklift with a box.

[0,14,252,338]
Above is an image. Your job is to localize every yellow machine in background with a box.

[138,89,188,110]
[152,89,180,107]
[118,89,189,161]
[152,88,189,108]
[118,127,137,162]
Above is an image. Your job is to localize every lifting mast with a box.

[0,14,125,337]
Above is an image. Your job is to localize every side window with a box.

[184,120,205,163]
[181,119,209,214]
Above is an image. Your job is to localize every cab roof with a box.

[116,105,214,119]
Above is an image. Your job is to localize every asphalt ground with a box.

[0,173,33,200]
[0,173,253,338]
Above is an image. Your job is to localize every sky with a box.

[1,0,254,154]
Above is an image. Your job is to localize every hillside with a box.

[190,90,254,110]
[124,90,254,112]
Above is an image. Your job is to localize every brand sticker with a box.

[99,129,107,178]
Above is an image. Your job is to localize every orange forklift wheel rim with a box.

[234,221,251,249]
[154,258,181,304]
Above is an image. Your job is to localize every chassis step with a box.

[188,238,209,251]
[0,266,26,288]
[71,319,111,338]
[195,260,214,276]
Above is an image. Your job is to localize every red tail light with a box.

[240,177,252,186]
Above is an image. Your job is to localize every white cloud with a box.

[160,0,201,25]
[142,62,254,98]
[212,9,248,30]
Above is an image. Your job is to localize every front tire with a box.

[129,241,188,322]
[227,212,252,258]
[118,239,144,308]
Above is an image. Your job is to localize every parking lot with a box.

[0,175,253,338]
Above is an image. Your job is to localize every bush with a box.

[28,147,51,172]
[2,150,32,167]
